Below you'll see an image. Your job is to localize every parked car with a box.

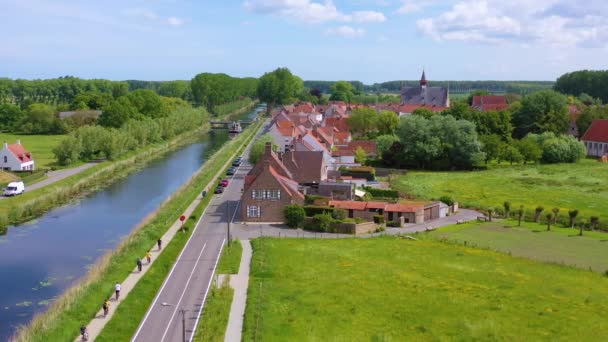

[220,179,229,187]
[226,167,236,176]
[214,186,224,194]
[232,160,241,167]
[4,181,25,196]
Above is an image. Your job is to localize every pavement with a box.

[1,162,97,200]
[223,240,252,342]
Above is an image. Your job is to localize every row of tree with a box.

[190,73,258,113]
[54,107,207,165]
[554,70,608,103]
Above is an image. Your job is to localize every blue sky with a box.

[1,0,606,83]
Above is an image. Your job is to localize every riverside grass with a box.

[12,117,261,341]
[427,220,608,272]
[192,280,234,342]
[95,120,261,342]
[392,159,608,228]
[243,237,608,341]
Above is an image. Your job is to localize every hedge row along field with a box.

[12,116,262,341]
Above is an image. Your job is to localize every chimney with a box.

[264,141,272,155]
[16,140,21,145]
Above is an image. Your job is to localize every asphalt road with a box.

[131,143,254,342]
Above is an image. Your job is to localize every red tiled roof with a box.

[472,95,506,106]
[324,117,349,132]
[569,105,582,122]
[8,144,32,163]
[347,140,377,155]
[581,119,608,143]
[366,201,386,209]
[385,203,424,213]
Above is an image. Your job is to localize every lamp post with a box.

[161,303,187,342]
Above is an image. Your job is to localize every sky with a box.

[0,0,607,83]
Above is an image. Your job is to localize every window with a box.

[247,206,261,218]
[267,190,281,200]
[3,156,6,163]
[252,190,265,200]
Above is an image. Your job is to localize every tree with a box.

[249,134,275,164]
[551,207,560,224]
[347,107,377,137]
[576,105,608,136]
[546,213,553,231]
[284,205,305,228]
[439,196,454,206]
[568,209,579,228]
[525,132,585,164]
[515,137,542,164]
[512,90,569,138]
[517,205,524,226]
[329,81,355,103]
[98,97,139,128]
[590,216,599,231]
[0,103,24,131]
[534,206,544,223]
[579,220,585,236]
[376,110,399,135]
[479,134,505,164]
[554,70,608,103]
[503,201,511,219]
[501,145,523,165]
[21,103,62,134]
[127,89,165,118]
[354,146,367,164]
[332,208,347,220]
[257,68,303,114]
[376,134,400,157]
[487,207,494,222]
[412,107,435,119]
[53,135,82,165]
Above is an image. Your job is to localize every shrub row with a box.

[363,186,398,199]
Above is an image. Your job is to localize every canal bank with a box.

[2,104,263,341]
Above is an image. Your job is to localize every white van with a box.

[4,181,25,196]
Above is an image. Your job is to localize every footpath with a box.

[223,240,253,342]
[75,121,263,341]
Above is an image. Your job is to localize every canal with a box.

[0,105,262,340]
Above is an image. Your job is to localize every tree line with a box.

[190,73,258,113]
[554,70,608,103]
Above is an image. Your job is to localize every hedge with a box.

[303,205,335,217]
[363,187,398,199]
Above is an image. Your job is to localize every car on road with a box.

[232,159,241,167]
[214,186,224,194]
[226,167,236,176]
[219,179,229,187]
[4,181,25,196]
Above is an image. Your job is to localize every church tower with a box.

[420,69,427,88]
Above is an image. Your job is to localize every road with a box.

[131,137,257,342]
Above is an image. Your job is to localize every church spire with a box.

[420,69,427,87]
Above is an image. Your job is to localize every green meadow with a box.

[243,237,608,341]
[428,220,608,272]
[0,133,66,169]
[392,159,608,220]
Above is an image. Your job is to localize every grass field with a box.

[217,240,243,274]
[0,170,17,184]
[392,159,608,221]
[428,220,608,272]
[192,280,234,342]
[0,133,65,169]
[243,237,608,341]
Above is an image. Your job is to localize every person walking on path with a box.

[102,299,110,318]
[80,325,88,341]
[137,258,143,272]
[157,238,162,250]
[146,250,152,264]
[115,283,121,300]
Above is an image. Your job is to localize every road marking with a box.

[188,238,226,342]
[159,242,207,342]
[131,200,212,342]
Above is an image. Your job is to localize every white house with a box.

[1,140,35,171]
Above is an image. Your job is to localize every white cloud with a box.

[326,25,366,38]
[416,0,608,47]
[244,0,386,24]
[397,0,433,14]
[352,11,386,23]
[167,16,184,26]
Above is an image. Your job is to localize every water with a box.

[0,105,262,340]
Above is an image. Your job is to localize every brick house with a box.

[241,143,304,223]
[281,150,327,183]
[328,200,441,224]
[471,95,509,112]
[581,119,608,157]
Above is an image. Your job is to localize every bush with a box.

[332,208,347,220]
[283,205,305,228]
[303,206,334,217]
[363,187,399,199]
[305,194,327,205]
[387,221,400,227]
[373,215,385,224]
[439,195,455,206]
[305,213,334,232]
